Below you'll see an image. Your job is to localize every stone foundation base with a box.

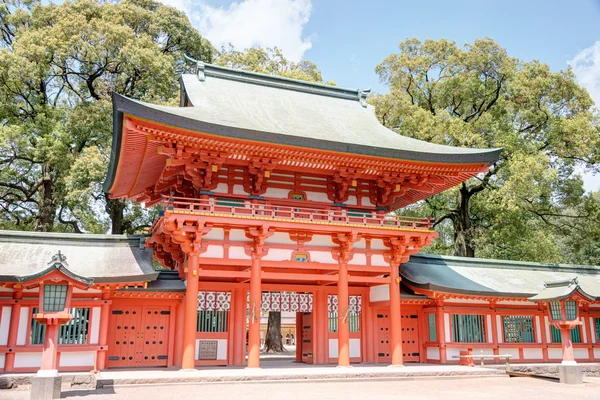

[30,376,61,400]
[558,365,582,385]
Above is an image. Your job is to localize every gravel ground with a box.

[3,377,600,400]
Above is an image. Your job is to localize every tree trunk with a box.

[34,163,56,232]
[263,312,285,353]
[106,196,125,234]
[453,183,475,257]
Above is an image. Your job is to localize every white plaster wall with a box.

[353,239,366,249]
[267,232,297,245]
[311,235,334,247]
[544,316,551,343]
[16,307,29,346]
[479,348,495,355]
[59,351,95,367]
[349,338,361,358]
[310,251,335,264]
[371,254,389,267]
[444,314,451,342]
[204,228,225,241]
[496,315,503,343]
[307,192,329,203]
[535,316,542,343]
[229,229,250,242]
[370,285,389,303]
[215,183,228,193]
[328,338,338,358]
[523,348,544,360]
[228,246,251,260]
[548,348,563,359]
[362,198,375,207]
[370,239,387,250]
[594,348,600,359]
[574,348,589,360]
[590,317,596,343]
[0,353,4,369]
[264,188,290,198]
[348,253,367,266]
[426,347,440,360]
[14,353,42,368]
[232,185,246,195]
[89,307,101,345]
[445,348,460,360]
[345,196,357,205]
[195,339,228,361]
[582,318,588,343]
[502,348,520,360]
[200,245,225,259]
[495,300,537,306]
[0,306,11,345]
[447,299,488,305]
[262,249,294,261]
[486,315,493,343]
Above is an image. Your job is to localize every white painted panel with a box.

[444,313,451,342]
[311,235,334,247]
[353,239,366,249]
[59,351,95,367]
[574,348,588,360]
[447,299,488,304]
[478,348,495,355]
[582,318,588,343]
[262,249,293,261]
[204,228,225,241]
[307,192,329,203]
[90,307,101,345]
[371,254,389,267]
[0,306,11,345]
[14,353,42,368]
[310,251,335,264]
[217,339,228,360]
[496,315,503,344]
[267,232,297,245]
[594,348,600,359]
[590,317,596,343]
[445,348,461,360]
[370,239,387,250]
[0,353,4,369]
[370,285,389,303]
[215,183,228,193]
[495,300,536,306]
[348,253,367,266]
[73,287,101,294]
[345,196,357,205]
[502,348,520,360]
[548,348,563,359]
[426,347,440,360]
[264,187,289,198]
[486,315,493,344]
[200,245,225,259]
[349,338,361,358]
[329,338,338,358]
[229,229,250,242]
[362,197,375,207]
[16,307,29,346]
[544,316,551,343]
[232,184,246,195]
[228,246,251,260]
[535,316,542,344]
[523,348,543,360]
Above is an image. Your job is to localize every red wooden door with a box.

[139,307,170,366]
[402,314,420,363]
[301,313,313,363]
[376,309,391,362]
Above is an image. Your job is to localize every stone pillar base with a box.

[558,365,583,385]
[30,376,61,400]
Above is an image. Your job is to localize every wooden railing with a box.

[161,196,433,230]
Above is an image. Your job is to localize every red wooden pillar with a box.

[436,301,447,363]
[389,261,403,366]
[337,260,350,367]
[96,292,111,370]
[232,287,247,366]
[4,290,23,372]
[316,289,328,364]
[247,253,262,368]
[560,327,576,364]
[182,252,200,370]
[39,323,60,374]
[174,300,185,367]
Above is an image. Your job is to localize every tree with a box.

[372,38,600,261]
[0,0,213,233]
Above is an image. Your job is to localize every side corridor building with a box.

[0,63,598,372]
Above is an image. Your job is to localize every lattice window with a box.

[328,295,361,333]
[451,314,486,343]
[196,310,228,333]
[551,326,582,344]
[502,316,534,343]
[30,307,90,345]
[565,300,578,321]
[30,308,46,345]
[328,312,360,333]
[43,284,68,312]
[428,314,437,342]
[595,318,600,342]
[549,301,562,320]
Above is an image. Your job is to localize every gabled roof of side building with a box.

[0,230,157,283]
[401,253,600,299]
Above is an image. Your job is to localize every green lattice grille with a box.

[43,284,68,312]
[216,198,245,208]
[30,307,90,345]
[549,301,562,320]
[565,300,577,321]
[328,312,360,333]
[502,316,535,343]
[428,314,437,342]
[595,318,600,342]
[197,310,228,332]
[551,326,582,343]
[451,314,486,343]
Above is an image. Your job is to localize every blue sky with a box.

[164,0,599,189]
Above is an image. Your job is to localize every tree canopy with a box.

[372,38,600,263]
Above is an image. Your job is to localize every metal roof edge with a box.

[103,92,124,194]
[401,279,535,299]
[0,229,148,245]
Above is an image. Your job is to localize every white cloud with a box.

[161,0,313,62]
[569,41,600,107]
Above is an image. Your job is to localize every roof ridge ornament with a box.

[48,250,68,268]
[358,88,371,107]
[183,54,205,81]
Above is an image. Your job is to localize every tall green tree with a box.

[0,0,213,233]
[372,38,600,261]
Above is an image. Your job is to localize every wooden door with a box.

[301,312,313,363]
[376,310,391,362]
[402,314,420,362]
[108,306,142,367]
[139,307,170,366]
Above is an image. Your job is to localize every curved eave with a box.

[104,93,501,194]
[528,286,597,302]
[402,279,535,299]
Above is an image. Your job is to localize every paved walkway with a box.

[3,377,600,400]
